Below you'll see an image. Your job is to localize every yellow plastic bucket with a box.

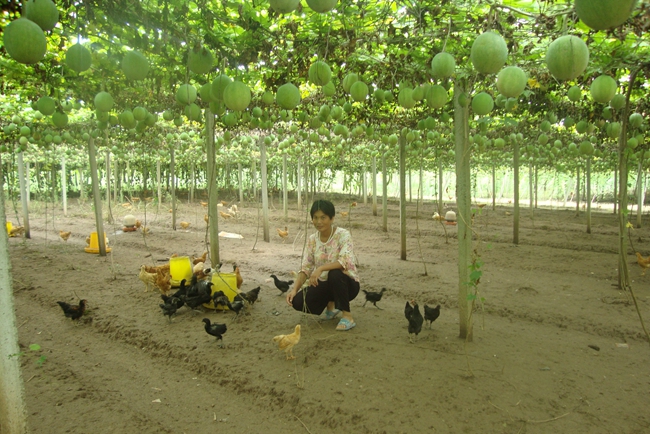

[84,232,111,253]
[169,256,193,286]
[6,222,12,235]
[204,272,238,309]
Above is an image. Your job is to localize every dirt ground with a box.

[6,194,650,434]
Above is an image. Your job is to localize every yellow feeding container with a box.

[169,256,193,287]
[204,272,238,309]
[6,222,12,235]
[84,232,111,253]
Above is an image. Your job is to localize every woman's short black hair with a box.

[310,199,335,219]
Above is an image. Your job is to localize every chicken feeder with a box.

[204,272,238,310]
[84,231,111,253]
[169,256,193,287]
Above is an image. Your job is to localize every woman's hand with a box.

[309,268,323,286]
[286,288,297,306]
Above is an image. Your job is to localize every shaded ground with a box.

[7,195,650,433]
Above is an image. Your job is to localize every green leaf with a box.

[29,344,41,351]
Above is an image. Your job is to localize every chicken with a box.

[270,274,294,295]
[226,299,245,318]
[200,201,208,207]
[135,219,142,229]
[404,300,414,321]
[193,262,205,275]
[636,252,650,275]
[340,211,349,218]
[59,230,72,242]
[273,324,301,360]
[9,226,25,237]
[424,304,441,329]
[406,301,424,343]
[159,295,183,323]
[220,200,228,206]
[142,226,151,235]
[237,286,261,305]
[138,265,158,292]
[179,221,191,230]
[351,202,357,207]
[432,212,445,221]
[228,205,238,215]
[121,202,132,208]
[85,235,91,245]
[233,264,243,289]
[193,251,208,265]
[202,318,227,347]
[212,290,229,310]
[130,197,140,203]
[362,288,386,309]
[219,211,232,219]
[183,282,214,309]
[204,214,209,224]
[56,299,87,321]
[277,226,289,243]
[154,271,171,295]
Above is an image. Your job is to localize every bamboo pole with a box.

[61,156,67,216]
[636,154,644,228]
[282,153,288,220]
[88,138,107,256]
[170,148,176,230]
[454,79,472,341]
[260,137,270,242]
[0,162,28,433]
[399,135,407,260]
[381,153,388,232]
[587,157,592,234]
[157,160,162,214]
[205,109,220,265]
[17,153,30,238]
[513,138,520,245]
[371,156,377,216]
[296,156,302,208]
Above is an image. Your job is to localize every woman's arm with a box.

[286,271,308,306]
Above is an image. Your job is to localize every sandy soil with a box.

[6,195,650,434]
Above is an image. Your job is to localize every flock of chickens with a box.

[362,288,441,343]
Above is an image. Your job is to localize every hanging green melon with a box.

[341,73,358,93]
[431,52,456,78]
[199,83,215,102]
[610,94,626,110]
[579,140,594,156]
[496,66,527,98]
[398,87,416,109]
[470,31,508,74]
[176,84,198,105]
[471,92,494,116]
[567,85,582,102]
[223,81,251,111]
[349,81,368,102]
[188,45,214,75]
[322,81,336,97]
[211,74,232,101]
[411,85,425,101]
[576,120,589,134]
[590,75,617,104]
[23,0,59,31]
[65,43,91,73]
[269,0,301,13]
[185,103,202,122]
[37,96,56,115]
[574,0,638,31]
[52,111,68,128]
[425,85,448,109]
[133,106,148,121]
[308,60,332,86]
[120,110,136,129]
[162,110,174,121]
[3,18,47,64]
[373,88,385,103]
[209,100,226,116]
[546,35,589,81]
[276,83,301,110]
[306,0,338,13]
[122,51,149,81]
[629,113,644,129]
[606,122,621,139]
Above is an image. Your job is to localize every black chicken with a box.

[424,304,441,329]
[202,318,227,347]
[362,288,386,309]
[406,301,424,343]
[183,282,214,310]
[56,299,87,321]
[212,290,229,310]
[159,295,184,323]
[270,274,293,295]
[171,278,188,299]
[236,286,261,305]
[404,300,413,321]
[226,300,245,318]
